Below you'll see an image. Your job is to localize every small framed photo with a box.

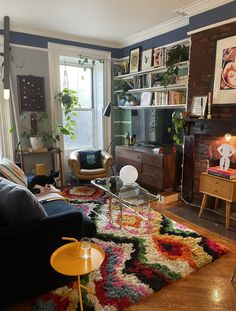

[153,48,165,67]
[190,96,208,117]
[129,47,141,73]
[140,92,152,106]
[141,49,153,70]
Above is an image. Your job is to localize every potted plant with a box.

[161,44,189,87]
[10,88,80,150]
[116,80,139,106]
[168,111,187,145]
[55,88,80,140]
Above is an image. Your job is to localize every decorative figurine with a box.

[217,133,236,170]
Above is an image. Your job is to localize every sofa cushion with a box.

[0,158,27,187]
[42,199,78,216]
[79,150,102,169]
[0,178,47,226]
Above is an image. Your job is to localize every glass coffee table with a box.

[91,176,159,228]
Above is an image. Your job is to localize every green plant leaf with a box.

[59,127,70,135]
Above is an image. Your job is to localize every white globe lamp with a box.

[119,165,138,186]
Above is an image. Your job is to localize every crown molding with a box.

[119,16,189,48]
[0,24,120,49]
[173,0,233,17]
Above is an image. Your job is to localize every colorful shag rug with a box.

[32,186,228,311]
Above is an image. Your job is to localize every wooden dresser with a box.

[199,172,236,229]
[115,145,181,194]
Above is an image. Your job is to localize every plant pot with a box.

[30,136,44,149]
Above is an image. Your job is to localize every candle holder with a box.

[198,98,204,119]
[207,92,212,119]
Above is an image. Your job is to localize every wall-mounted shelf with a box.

[117,104,186,110]
[126,83,187,94]
[114,61,189,81]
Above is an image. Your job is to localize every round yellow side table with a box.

[50,237,105,311]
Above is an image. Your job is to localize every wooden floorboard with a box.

[5,202,236,311]
[125,203,236,311]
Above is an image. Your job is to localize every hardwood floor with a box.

[125,203,236,311]
[5,202,236,311]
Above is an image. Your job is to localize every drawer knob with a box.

[214,190,218,193]
[215,181,218,184]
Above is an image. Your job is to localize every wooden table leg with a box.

[226,201,232,229]
[199,194,208,217]
[214,197,219,210]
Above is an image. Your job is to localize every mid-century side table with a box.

[50,239,105,311]
[199,172,236,229]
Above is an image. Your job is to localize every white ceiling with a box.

[0,0,233,47]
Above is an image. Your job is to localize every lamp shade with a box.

[119,165,138,186]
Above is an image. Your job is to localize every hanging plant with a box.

[167,111,186,145]
[161,44,189,87]
[55,88,80,140]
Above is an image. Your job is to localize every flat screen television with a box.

[131,108,181,147]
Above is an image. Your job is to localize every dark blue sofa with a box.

[0,178,96,309]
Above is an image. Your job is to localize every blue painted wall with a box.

[120,25,189,58]
[189,1,236,33]
[1,2,236,58]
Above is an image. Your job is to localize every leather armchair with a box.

[68,150,113,181]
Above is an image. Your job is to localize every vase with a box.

[30,136,44,149]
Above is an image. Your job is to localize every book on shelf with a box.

[207,166,236,179]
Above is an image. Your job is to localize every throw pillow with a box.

[0,177,47,226]
[0,157,27,187]
[79,150,102,169]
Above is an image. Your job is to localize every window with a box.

[59,59,94,150]
[48,43,111,181]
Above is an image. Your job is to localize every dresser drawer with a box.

[142,164,163,178]
[141,174,163,189]
[141,154,163,168]
[200,174,234,201]
[116,157,141,173]
[116,148,141,162]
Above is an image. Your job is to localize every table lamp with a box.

[119,165,138,186]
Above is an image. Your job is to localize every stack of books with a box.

[207,166,236,179]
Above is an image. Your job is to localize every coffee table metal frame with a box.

[91,176,159,228]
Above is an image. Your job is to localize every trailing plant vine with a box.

[168,111,186,145]
[161,44,189,87]
[55,88,80,140]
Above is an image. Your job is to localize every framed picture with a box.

[153,48,165,67]
[140,92,152,106]
[213,35,236,104]
[190,96,207,117]
[17,75,45,112]
[129,47,141,73]
[141,49,152,70]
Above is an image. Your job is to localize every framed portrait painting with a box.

[129,47,140,73]
[213,35,236,104]
[153,47,165,67]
